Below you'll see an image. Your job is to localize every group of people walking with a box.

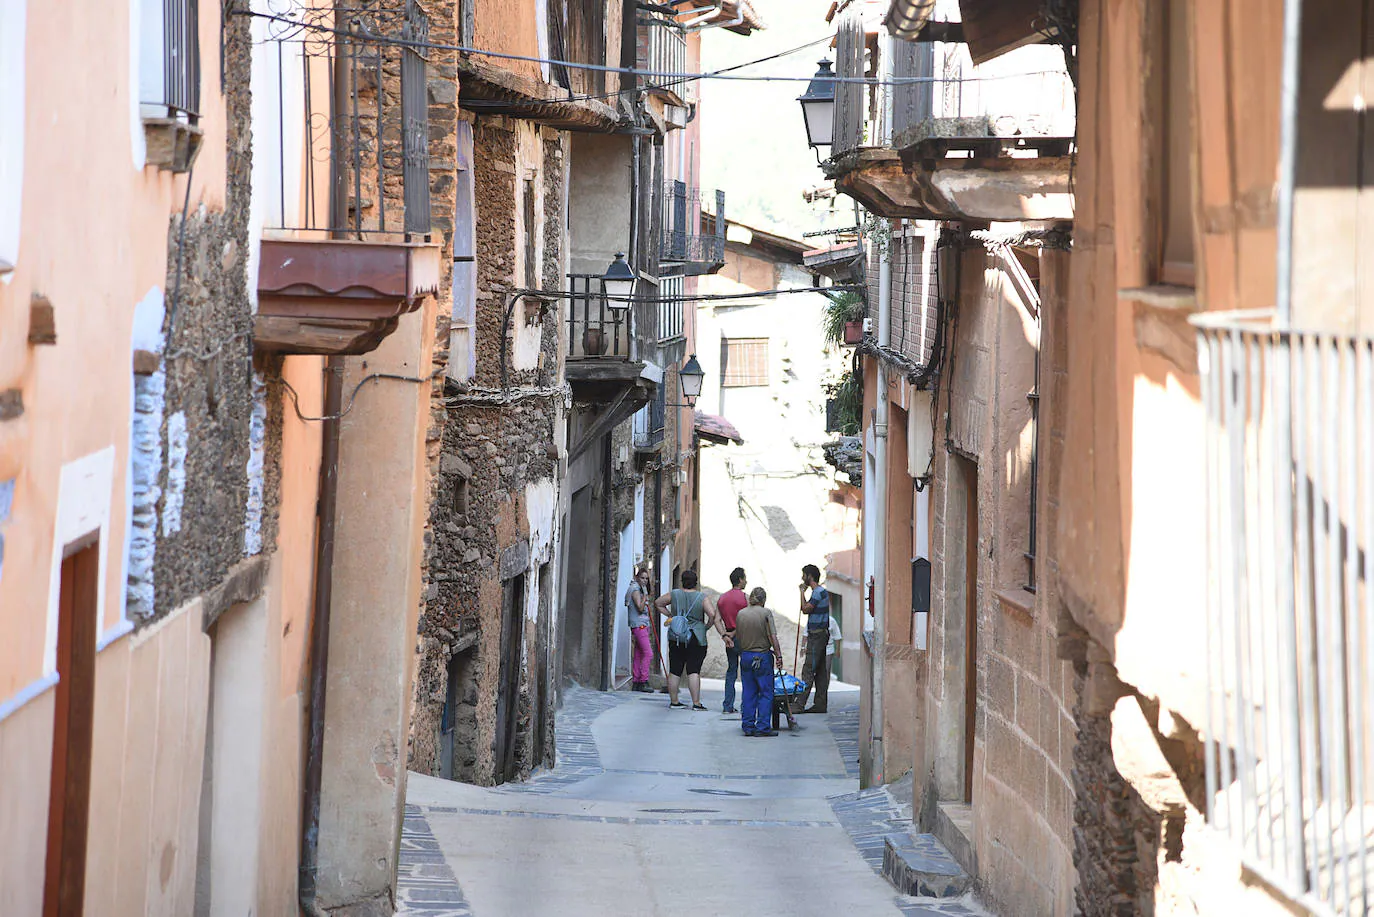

[624,563,840,737]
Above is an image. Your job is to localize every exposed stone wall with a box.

[412,0,460,772]
[142,7,257,619]
[411,116,567,786]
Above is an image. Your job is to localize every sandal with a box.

[670,701,687,708]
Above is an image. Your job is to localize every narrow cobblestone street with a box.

[397,682,987,917]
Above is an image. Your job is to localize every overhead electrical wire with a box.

[238,9,1058,89]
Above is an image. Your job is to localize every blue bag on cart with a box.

[774,672,807,696]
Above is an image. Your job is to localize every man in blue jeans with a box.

[716,567,748,713]
[734,587,784,737]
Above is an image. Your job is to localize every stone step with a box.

[933,801,976,874]
[882,832,971,899]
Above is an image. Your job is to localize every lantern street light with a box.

[798,59,837,155]
[601,252,637,310]
[679,353,705,406]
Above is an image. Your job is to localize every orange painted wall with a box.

[0,0,227,695]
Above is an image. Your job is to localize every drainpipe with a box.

[868,32,895,788]
[298,356,344,917]
[871,220,891,787]
[300,26,351,912]
[1272,0,1305,885]
[653,466,664,667]
[601,435,615,691]
[679,1,723,30]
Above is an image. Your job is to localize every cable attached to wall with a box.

[279,368,444,424]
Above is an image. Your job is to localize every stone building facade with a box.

[825,1,1374,915]
[413,115,569,786]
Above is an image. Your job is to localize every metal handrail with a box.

[1194,308,1374,915]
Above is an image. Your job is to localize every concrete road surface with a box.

[397,680,986,917]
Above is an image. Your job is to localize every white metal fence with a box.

[1194,309,1374,916]
[644,17,690,104]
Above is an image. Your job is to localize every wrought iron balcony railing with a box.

[259,2,431,238]
[661,182,725,267]
[1193,309,1374,916]
[566,273,632,361]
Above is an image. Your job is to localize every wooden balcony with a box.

[253,239,441,355]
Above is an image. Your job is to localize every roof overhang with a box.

[695,410,743,445]
[823,145,1074,223]
[885,0,1051,65]
[458,57,623,132]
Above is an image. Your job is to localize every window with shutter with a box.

[721,338,769,387]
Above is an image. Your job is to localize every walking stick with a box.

[648,614,672,707]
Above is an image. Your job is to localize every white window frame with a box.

[0,0,27,273]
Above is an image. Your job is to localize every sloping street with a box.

[397,682,985,917]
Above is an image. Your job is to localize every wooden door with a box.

[44,541,99,917]
[493,573,525,784]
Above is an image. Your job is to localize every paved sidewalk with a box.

[397,680,988,917]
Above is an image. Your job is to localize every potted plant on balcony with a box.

[582,326,608,356]
[822,291,865,348]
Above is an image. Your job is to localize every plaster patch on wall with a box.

[127,370,166,619]
[161,411,188,536]
[125,287,167,621]
[524,477,558,560]
[243,371,267,555]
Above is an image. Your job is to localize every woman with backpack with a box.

[653,569,731,710]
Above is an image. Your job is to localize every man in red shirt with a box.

[717,567,749,713]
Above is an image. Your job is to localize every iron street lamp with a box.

[798,59,837,153]
[601,252,637,310]
[678,353,705,406]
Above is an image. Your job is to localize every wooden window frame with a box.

[1151,0,1198,289]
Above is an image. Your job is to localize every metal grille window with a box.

[890,228,939,366]
[141,0,200,123]
[722,338,769,388]
[1194,310,1374,915]
[659,275,685,344]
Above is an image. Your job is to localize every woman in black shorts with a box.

[654,569,731,710]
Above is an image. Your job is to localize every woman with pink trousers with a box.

[625,566,654,692]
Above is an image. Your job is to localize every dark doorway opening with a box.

[533,562,553,769]
[561,485,597,684]
[440,646,477,782]
[494,572,526,784]
[44,539,99,917]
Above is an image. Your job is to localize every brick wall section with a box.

[411,117,566,787]
[922,243,1076,916]
[146,8,255,618]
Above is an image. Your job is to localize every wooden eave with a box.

[458,57,623,132]
[957,0,1048,65]
[254,238,440,356]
